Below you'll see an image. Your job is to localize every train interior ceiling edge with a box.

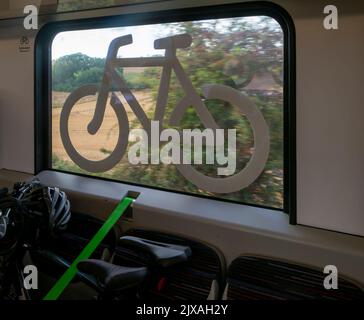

[0,0,363,300]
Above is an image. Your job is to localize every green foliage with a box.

[124,71,157,90]
[52,53,155,92]
[52,17,285,208]
[52,53,106,91]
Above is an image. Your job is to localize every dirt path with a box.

[52,90,155,162]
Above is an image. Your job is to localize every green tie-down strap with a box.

[43,196,134,300]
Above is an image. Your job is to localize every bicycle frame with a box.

[87,34,219,136]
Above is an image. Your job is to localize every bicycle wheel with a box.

[60,85,129,173]
[174,84,270,194]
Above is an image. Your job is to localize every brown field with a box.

[52,90,155,162]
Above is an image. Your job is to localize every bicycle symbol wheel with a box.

[60,85,129,173]
[174,84,270,194]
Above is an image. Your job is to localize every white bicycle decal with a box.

[60,33,270,193]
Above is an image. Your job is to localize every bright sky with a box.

[51,17,270,60]
[52,24,170,59]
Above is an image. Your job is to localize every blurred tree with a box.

[53,53,106,91]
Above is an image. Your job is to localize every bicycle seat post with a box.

[88,34,134,135]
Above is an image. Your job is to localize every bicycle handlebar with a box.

[107,34,133,59]
[106,34,192,59]
[154,34,192,50]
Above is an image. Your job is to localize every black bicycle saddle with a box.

[77,259,147,292]
[119,236,192,268]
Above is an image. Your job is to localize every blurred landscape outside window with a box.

[51,16,284,208]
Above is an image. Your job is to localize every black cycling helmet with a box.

[44,186,71,233]
[14,179,71,235]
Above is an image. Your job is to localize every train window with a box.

[36,3,295,213]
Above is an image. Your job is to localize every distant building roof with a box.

[243,72,282,93]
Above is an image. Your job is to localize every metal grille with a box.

[227,256,364,300]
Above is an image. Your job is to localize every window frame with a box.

[34,1,296,221]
